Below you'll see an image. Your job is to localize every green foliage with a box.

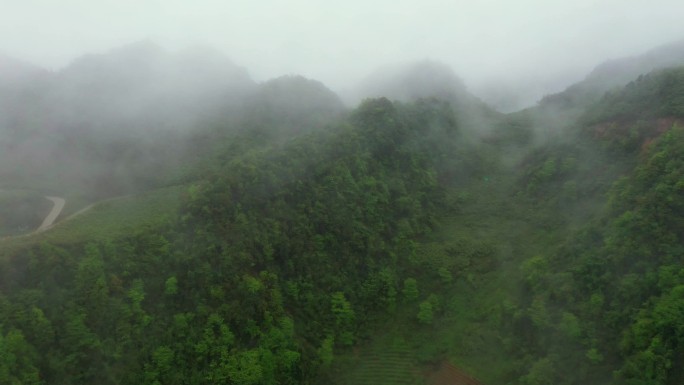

[164,276,178,296]
[520,147,580,196]
[0,185,183,257]
[1,75,682,385]
[515,124,684,384]
[318,335,335,368]
[331,292,355,346]
[0,97,465,384]
[437,267,453,284]
[584,67,684,124]
[585,348,603,364]
[417,300,434,325]
[0,328,40,385]
[402,278,419,301]
[520,356,556,385]
[558,312,582,340]
[521,256,549,290]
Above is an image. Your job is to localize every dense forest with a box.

[1,42,683,385]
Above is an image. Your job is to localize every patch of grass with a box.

[0,185,186,257]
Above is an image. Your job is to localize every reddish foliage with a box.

[426,361,485,385]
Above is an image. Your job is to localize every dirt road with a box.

[36,196,66,232]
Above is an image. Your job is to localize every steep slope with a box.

[1,43,683,385]
[495,65,684,385]
[583,66,684,124]
[328,63,684,385]
[0,97,470,384]
[583,39,684,94]
[540,39,684,114]
[0,42,256,198]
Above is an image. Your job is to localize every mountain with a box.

[0,42,259,197]
[356,61,503,139]
[358,60,469,102]
[1,41,256,140]
[0,54,53,123]
[0,54,51,87]
[583,66,684,125]
[52,40,256,131]
[2,41,684,385]
[475,39,684,113]
[584,39,684,91]
[241,75,345,136]
[540,39,684,112]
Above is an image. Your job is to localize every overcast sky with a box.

[2,0,684,104]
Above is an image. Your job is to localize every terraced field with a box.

[345,339,422,385]
[333,338,486,385]
[426,362,484,385]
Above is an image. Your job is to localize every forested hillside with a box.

[1,43,683,385]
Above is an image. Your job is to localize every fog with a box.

[2,0,684,200]
[2,0,684,110]
[2,3,684,384]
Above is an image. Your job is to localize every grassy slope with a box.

[0,184,185,258]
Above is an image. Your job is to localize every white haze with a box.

[2,0,684,110]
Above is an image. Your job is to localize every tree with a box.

[520,356,556,385]
[417,300,434,325]
[402,278,419,301]
[0,328,40,385]
[331,292,355,346]
[318,335,334,368]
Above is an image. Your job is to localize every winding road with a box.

[36,196,66,232]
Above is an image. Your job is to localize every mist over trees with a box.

[0,42,254,197]
[1,39,684,385]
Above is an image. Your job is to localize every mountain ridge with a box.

[1,39,684,385]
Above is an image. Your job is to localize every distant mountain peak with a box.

[63,40,167,73]
[109,39,165,57]
[257,74,343,111]
[0,54,50,86]
[58,40,254,89]
[586,38,684,85]
[539,38,684,112]
[358,60,467,103]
